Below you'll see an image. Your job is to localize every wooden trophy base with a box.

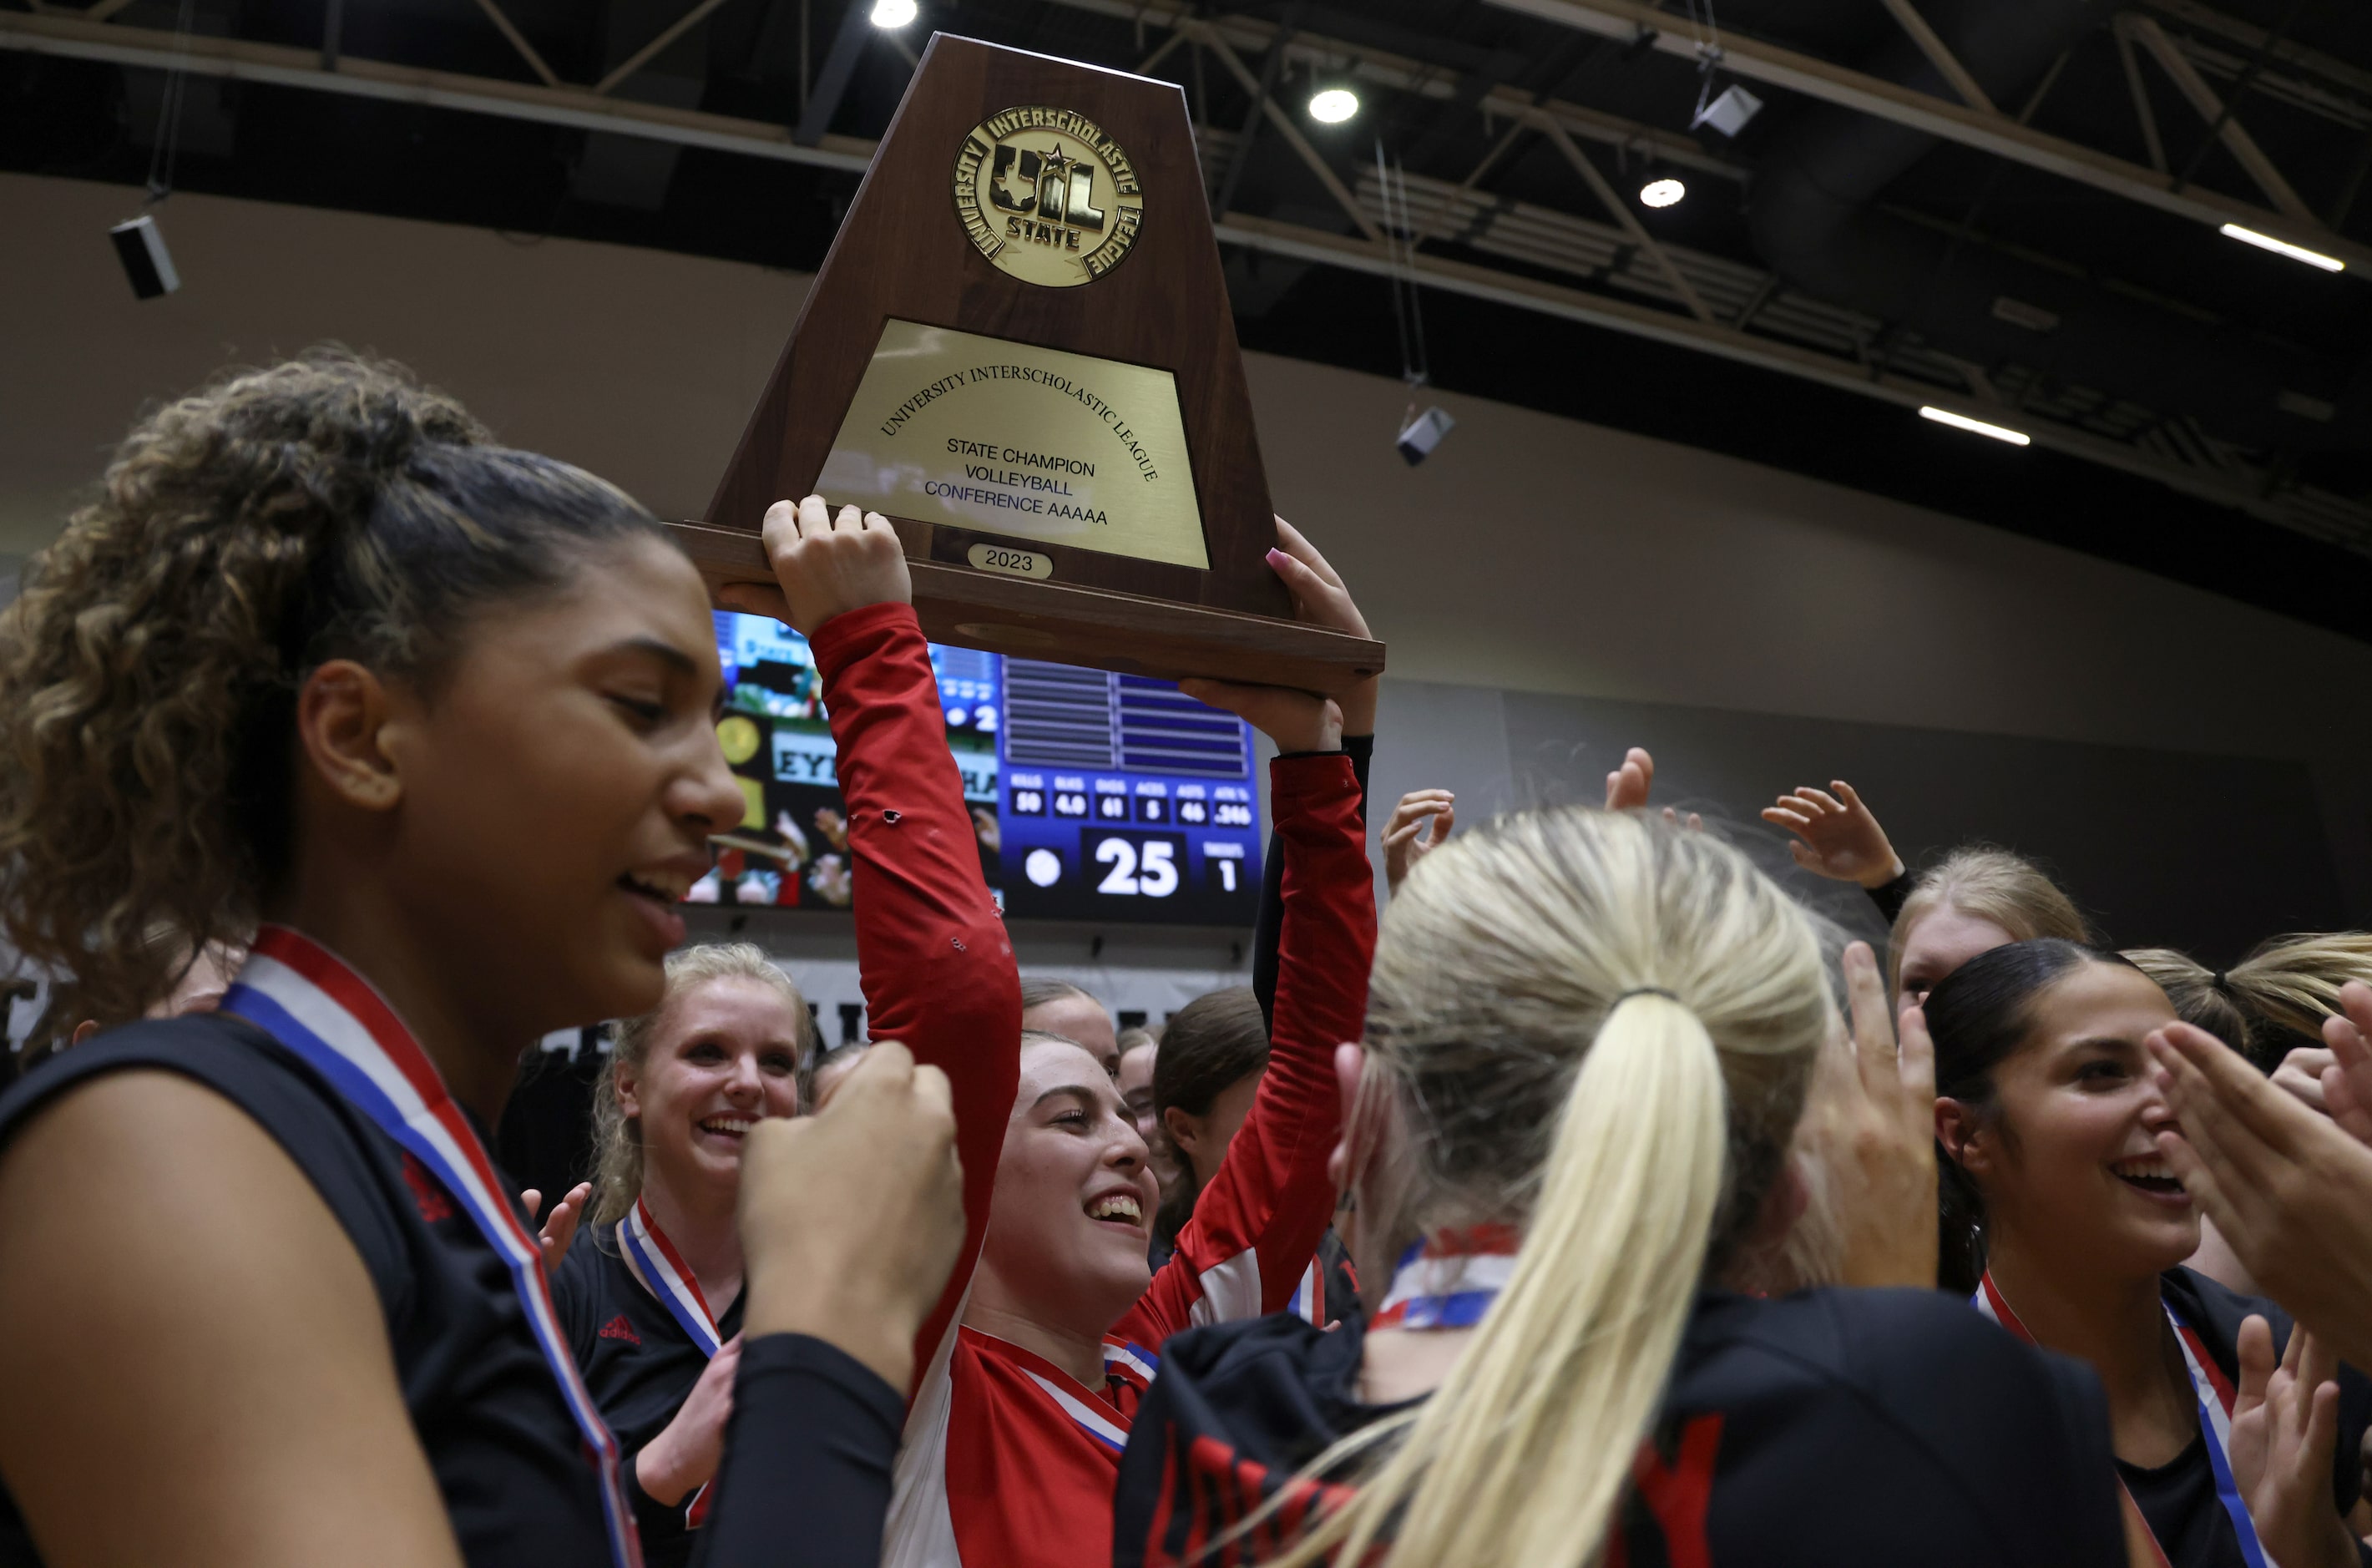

[667,520,1381,695]
[695,34,1384,697]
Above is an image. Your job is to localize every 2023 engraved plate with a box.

[953,106,1144,289]
[816,317,1210,570]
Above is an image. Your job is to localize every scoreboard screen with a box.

[695,611,1264,926]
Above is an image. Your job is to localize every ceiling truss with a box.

[2,1,2366,556]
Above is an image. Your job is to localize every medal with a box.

[618,1197,731,1528]
[225,926,643,1568]
[1974,1272,2268,1568]
[1368,1225,1522,1331]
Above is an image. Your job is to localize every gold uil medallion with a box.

[953,108,1144,288]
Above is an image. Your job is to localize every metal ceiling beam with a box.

[1191,19,1386,245]
[2143,0,2372,103]
[1874,0,1994,113]
[1038,0,1747,183]
[793,0,873,147]
[1484,0,2370,275]
[0,10,872,168]
[0,9,2355,552]
[468,0,561,91]
[1210,212,2344,539]
[1535,118,1714,322]
[2116,20,2171,175]
[1207,15,1292,220]
[2125,14,2312,220]
[595,0,736,96]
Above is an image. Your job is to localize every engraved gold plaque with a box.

[695,34,1387,697]
[953,106,1144,288]
[816,317,1210,569]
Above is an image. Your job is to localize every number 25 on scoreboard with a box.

[1089,830,1184,898]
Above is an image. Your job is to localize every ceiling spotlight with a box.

[1919,406,2031,446]
[2218,223,2344,272]
[868,0,918,26]
[1308,87,1359,124]
[1639,176,1686,209]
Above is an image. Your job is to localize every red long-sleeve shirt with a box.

[901,768,1372,1565]
[810,601,1022,1401]
[813,600,1373,1568]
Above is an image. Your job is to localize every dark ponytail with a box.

[0,347,664,1030]
[1922,938,2141,1293]
[1150,986,1270,1245]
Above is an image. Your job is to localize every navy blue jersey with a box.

[552,1222,748,1566]
[0,1016,611,1565]
[0,1015,909,1568]
[1114,1287,2128,1568]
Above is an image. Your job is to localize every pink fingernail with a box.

[1267,548,1287,565]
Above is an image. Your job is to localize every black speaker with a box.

[109,215,180,300]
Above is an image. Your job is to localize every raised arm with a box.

[729,497,1020,1397]
[1248,518,1376,1033]
[1128,682,1375,1341]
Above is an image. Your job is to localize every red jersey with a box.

[811,604,1372,1568]
[809,601,1024,1413]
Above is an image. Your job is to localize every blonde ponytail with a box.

[1257,808,1832,1568]
[2127,932,2372,1070]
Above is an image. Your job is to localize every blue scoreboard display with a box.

[697,611,1263,926]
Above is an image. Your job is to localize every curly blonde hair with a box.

[0,348,663,1030]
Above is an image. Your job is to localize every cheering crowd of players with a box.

[3,352,2372,1567]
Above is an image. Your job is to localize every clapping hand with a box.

[1761,781,1905,889]
[1810,942,1939,1288]
[738,1041,964,1393]
[2273,1045,2338,1116]
[1604,746,1701,829]
[2229,1317,2357,1568]
[2319,981,2372,1147]
[2148,1021,2372,1369]
[522,1181,591,1271]
[636,1335,745,1505]
[1382,790,1455,893]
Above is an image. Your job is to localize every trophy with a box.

[669,33,1384,695]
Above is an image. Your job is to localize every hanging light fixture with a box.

[1639,176,1686,208]
[1308,85,1359,124]
[869,0,917,27]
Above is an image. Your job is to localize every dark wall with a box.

[1374,680,2350,970]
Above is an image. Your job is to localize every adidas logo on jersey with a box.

[399,1152,457,1224]
[599,1314,642,1348]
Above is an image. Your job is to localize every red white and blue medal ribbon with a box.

[1974,1272,2268,1568]
[1024,1367,1131,1454]
[1368,1227,1521,1331]
[617,1197,726,1529]
[619,1198,725,1358]
[1290,1259,1324,1328]
[224,926,644,1568]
